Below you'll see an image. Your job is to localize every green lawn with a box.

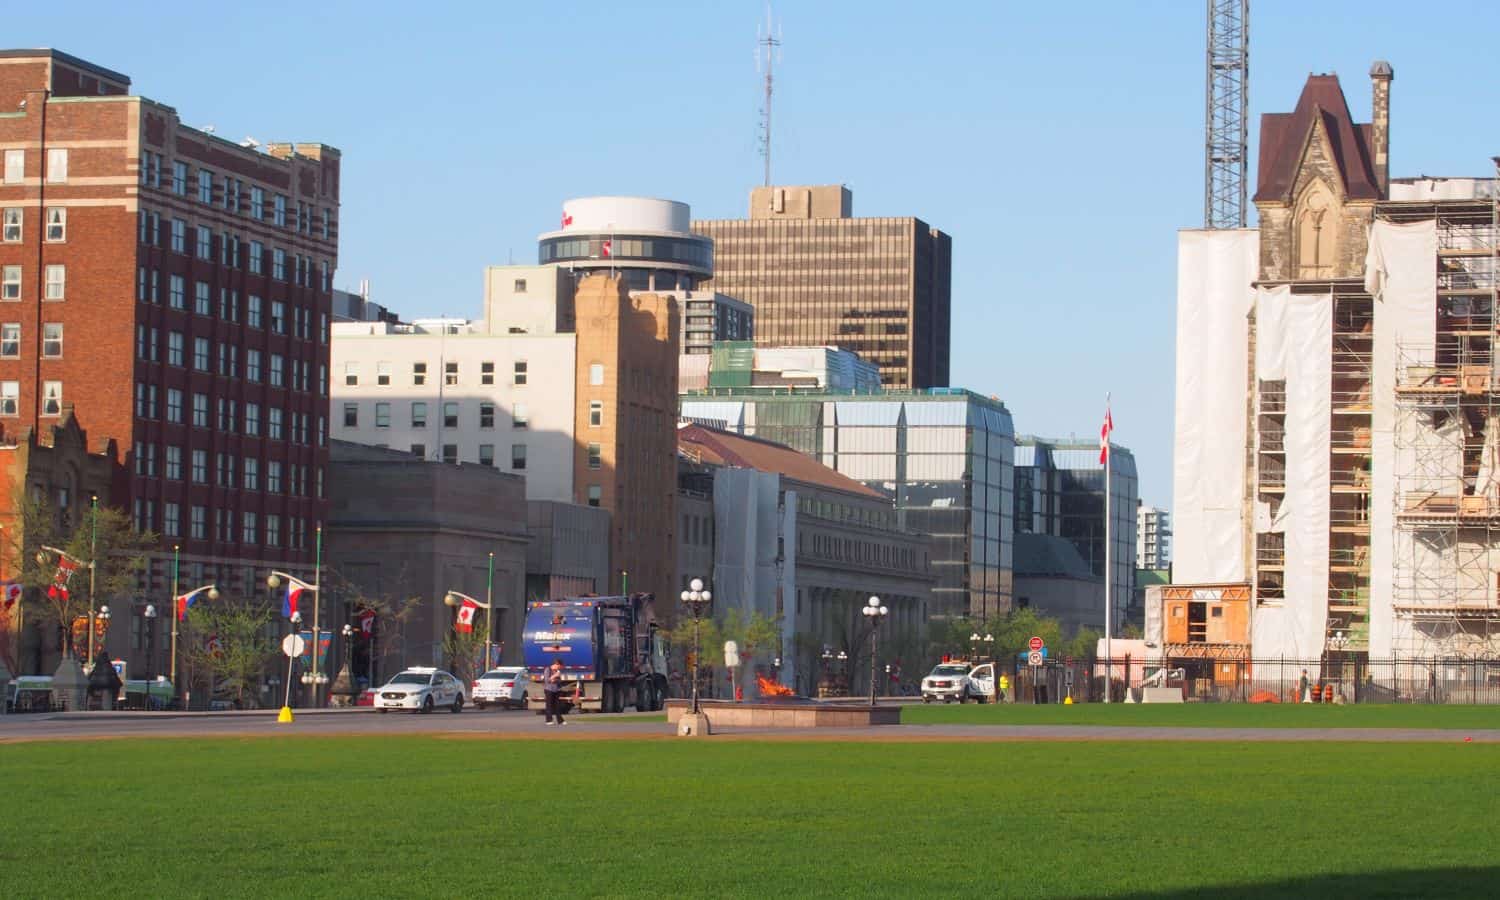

[3,737,1496,897]
[901,701,1500,729]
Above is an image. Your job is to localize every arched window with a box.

[1295,179,1339,278]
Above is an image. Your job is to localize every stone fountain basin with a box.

[664,698,900,728]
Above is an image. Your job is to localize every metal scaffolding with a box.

[1204,0,1249,229]
[1390,166,1500,656]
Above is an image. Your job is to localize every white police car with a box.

[374,667,465,714]
[471,667,530,710]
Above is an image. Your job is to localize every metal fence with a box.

[1002,656,1500,704]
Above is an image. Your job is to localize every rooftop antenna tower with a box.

[1204,0,1249,228]
[756,5,783,187]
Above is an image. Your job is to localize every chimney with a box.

[1369,60,1394,195]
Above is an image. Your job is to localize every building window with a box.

[479,444,495,467]
[271,301,286,334]
[410,444,425,459]
[376,361,391,386]
[513,278,527,293]
[172,161,187,195]
[274,194,287,228]
[46,148,67,183]
[193,337,210,371]
[411,402,427,428]
[343,403,358,428]
[589,401,603,428]
[168,332,184,367]
[445,361,458,386]
[2,150,22,184]
[344,362,358,386]
[42,323,62,358]
[190,505,206,539]
[169,275,185,310]
[442,444,458,464]
[163,502,180,538]
[479,403,494,428]
[269,408,283,440]
[481,362,495,385]
[41,381,61,416]
[375,402,390,428]
[511,444,527,470]
[244,457,259,491]
[45,207,65,242]
[166,389,183,423]
[513,361,528,385]
[589,363,605,386]
[194,281,211,315]
[0,381,17,416]
[250,187,264,219]
[443,402,458,428]
[197,169,213,203]
[273,249,286,281]
[265,514,281,547]
[248,294,263,328]
[41,265,64,300]
[1,266,19,300]
[270,354,284,387]
[587,485,601,507]
[196,225,212,260]
[513,403,528,429]
[192,393,208,427]
[588,442,602,469]
[266,460,282,493]
[191,449,208,484]
[249,240,264,275]
[246,349,262,383]
[242,511,257,545]
[2,208,18,242]
[0,323,17,357]
[412,362,427,385]
[170,218,186,253]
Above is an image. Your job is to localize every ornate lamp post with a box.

[969,631,981,661]
[679,578,712,714]
[862,596,889,706]
[143,603,157,683]
[268,567,325,704]
[169,555,220,708]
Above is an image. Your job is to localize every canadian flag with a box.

[1099,402,1113,464]
[3,581,21,609]
[455,598,479,633]
[47,557,79,603]
[601,239,612,258]
[359,608,376,635]
[561,211,573,228]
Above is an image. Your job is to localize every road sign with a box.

[724,640,740,669]
[1027,650,1044,667]
[1028,636,1044,652]
[281,633,306,658]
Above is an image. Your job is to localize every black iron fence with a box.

[1001,656,1500,704]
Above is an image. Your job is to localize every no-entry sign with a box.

[1027,650,1044,667]
[1028,636,1045,652]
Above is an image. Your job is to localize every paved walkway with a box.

[2,709,1495,744]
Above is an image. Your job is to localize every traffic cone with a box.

[1063,694,1073,705]
[278,705,295,724]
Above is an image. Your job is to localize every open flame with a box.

[756,674,795,697]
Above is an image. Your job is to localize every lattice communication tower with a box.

[1205,0,1249,229]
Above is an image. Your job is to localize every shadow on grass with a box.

[1111,866,1499,899]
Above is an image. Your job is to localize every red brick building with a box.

[0,50,338,650]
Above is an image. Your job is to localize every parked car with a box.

[373,667,465,714]
[471,667,530,710]
[921,661,996,703]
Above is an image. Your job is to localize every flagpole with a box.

[87,494,98,664]
[1103,394,1113,704]
[485,551,494,670]
[313,523,323,706]
[169,545,179,702]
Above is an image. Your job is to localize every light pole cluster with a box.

[680,578,711,714]
[863,596,888,707]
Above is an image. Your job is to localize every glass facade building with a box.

[681,389,1013,621]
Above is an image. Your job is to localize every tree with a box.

[320,566,423,680]
[183,601,278,709]
[5,492,154,659]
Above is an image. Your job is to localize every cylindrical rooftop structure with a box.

[538,196,713,292]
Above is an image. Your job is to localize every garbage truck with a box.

[522,594,668,714]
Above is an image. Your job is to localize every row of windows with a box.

[133,384,325,444]
[135,327,325,394]
[137,149,332,238]
[0,380,61,416]
[3,148,69,184]
[804,530,921,571]
[136,211,331,290]
[2,207,68,243]
[135,268,327,342]
[132,441,323,496]
[0,322,64,357]
[135,498,313,548]
[342,399,528,430]
[2,263,67,300]
[341,360,608,391]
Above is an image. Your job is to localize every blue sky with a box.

[11,1,1498,507]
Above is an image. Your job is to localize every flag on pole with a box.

[561,211,573,228]
[177,591,199,621]
[601,239,612,258]
[455,598,479,633]
[2,581,21,609]
[1099,402,1113,464]
[47,556,79,602]
[359,607,376,635]
[282,583,304,620]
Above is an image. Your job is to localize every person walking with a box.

[543,657,566,726]
[1299,669,1312,704]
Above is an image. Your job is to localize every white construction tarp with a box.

[1366,218,1437,660]
[1252,286,1332,663]
[1172,229,1258,583]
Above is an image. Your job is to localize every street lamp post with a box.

[286,610,303,708]
[143,603,157,684]
[167,545,219,709]
[836,650,848,695]
[445,577,497,676]
[268,563,325,705]
[863,596,889,707]
[679,578,711,714]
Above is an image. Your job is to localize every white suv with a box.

[920,662,996,703]
[471,667,530,710]
[374,667,465,714]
